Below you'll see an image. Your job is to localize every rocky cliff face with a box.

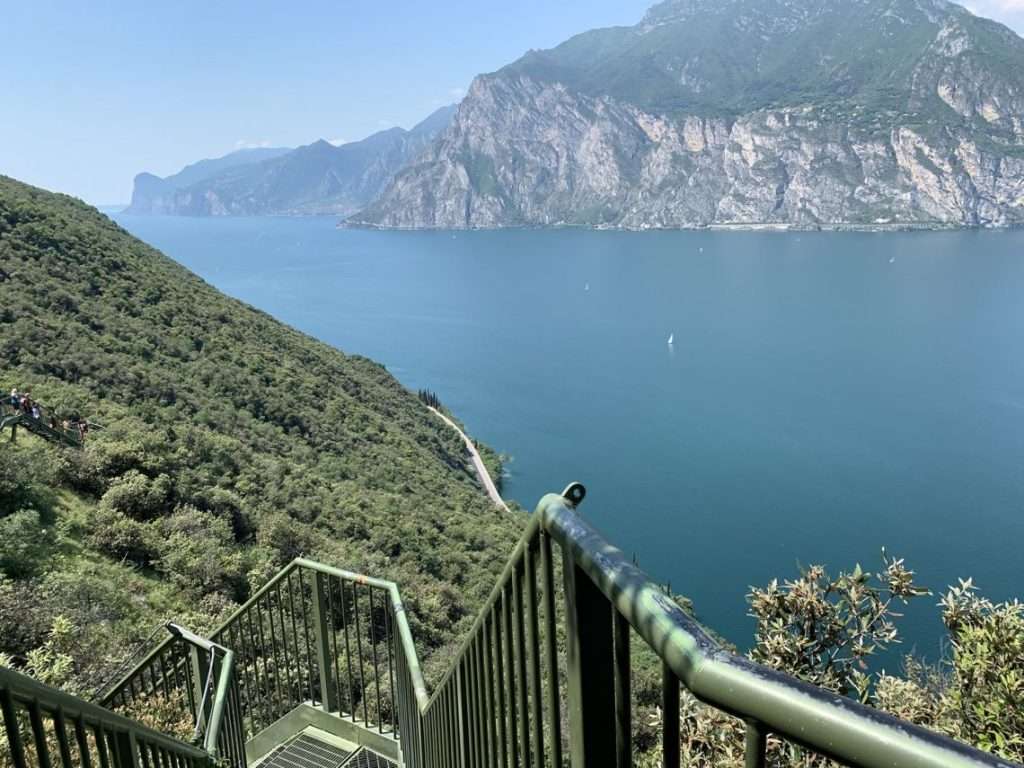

[127,106,455,217]
[352,0,1024,229]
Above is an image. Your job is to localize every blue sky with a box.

[2,0,1022,204]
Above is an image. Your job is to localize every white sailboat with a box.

[667,333,674,345]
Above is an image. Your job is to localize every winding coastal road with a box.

[428,407,509,511]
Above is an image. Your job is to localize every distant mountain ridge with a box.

[126,105,456,216]
[351,0,1024,230]
[127,147,292,214]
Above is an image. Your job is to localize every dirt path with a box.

[428,407,509,511]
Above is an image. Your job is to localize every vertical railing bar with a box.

[93,724,111,768]
[662,662,680,768]
[129,675,141,706]
[243,606,264,724]
[1,687,28,768]
[261,591,280,723]
[339,578,356,719]
[274,582,296,712]
[142,666,154,699]
[286,570,310,707]
[503,585,519,768]
[613,610,632,768]
[311,571,338,714]
[54,707,75,768]
[155,651,171,700]
[464,642,476,767]
[74,715,94,768]
[110,729,127,768]
[745,721,768,768]
[297,568,317,707]
[441,686,451,766]
[457,664,470,768]
[369,588,383,733]
[450,684,459,767]
[451,682,461,768]
[493,604,508,768]
[325,575,344,716]
[352,582,369,726]
[146,663,159,697]
[257,593,284,718]
[385,593,397,734]
[172,646,192,720]
[393,633,402,742]
[471,638,484,768]
[539,531,562,768]
[514,562,531,768]
[28,700,53,768]
[482,615,497,768]
[225,623,251,729]
[477,634,489,768]
[525,541,545,768]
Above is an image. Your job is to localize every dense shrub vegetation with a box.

[0,175,523,689]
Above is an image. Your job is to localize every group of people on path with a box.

[7,387,91,442]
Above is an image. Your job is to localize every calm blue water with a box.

[113,213,1024,661]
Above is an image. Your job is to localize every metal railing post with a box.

[561,549,617,767]
[310,572,339,713]
[115,731,140,768]
[188,646,205,735]
[455,665,468,768]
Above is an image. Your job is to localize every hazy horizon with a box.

[2,0,1023,205]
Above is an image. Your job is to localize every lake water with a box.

[113,213,1024,661]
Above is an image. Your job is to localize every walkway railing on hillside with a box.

[97,567,401,752]
[9,485,1020,768]
[0,401,84,448]
[98,624,245,768]
[207,561,401,739]
[0,666,212,768]
[392,483,1017,768]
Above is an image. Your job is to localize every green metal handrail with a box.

[21,485,1020,768]
[1,666,211,768]
[391,484,1019,768]
[207,560,407,738]
[0,401,83,448]
[98,623,245,768]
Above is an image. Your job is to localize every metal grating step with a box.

[340,749,396,768]
[257,733,352,768]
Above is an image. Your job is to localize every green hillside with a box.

[0,175,522,687]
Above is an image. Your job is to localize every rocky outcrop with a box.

[352,0,1024,229]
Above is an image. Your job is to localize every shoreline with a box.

[341,219,1023,234]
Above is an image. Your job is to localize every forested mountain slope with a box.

[0,175,521,686]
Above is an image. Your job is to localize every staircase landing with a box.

[253,728,395,768]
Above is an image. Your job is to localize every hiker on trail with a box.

[8,388,17,408]
[31,404,41,420]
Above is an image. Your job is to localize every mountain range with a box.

[126,105,455,216]
[131,0,1024,229]
[354,0,1024,229]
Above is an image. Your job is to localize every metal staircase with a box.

[1,401,86,448]
[2,484,1020,768]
